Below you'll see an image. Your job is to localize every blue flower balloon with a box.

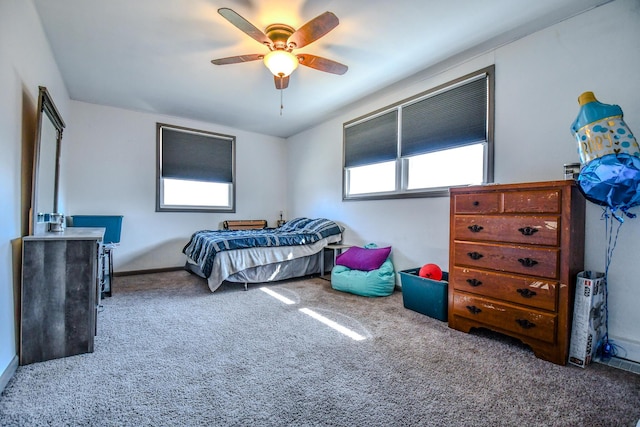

[577,153,640,218]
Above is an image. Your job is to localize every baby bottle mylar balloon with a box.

[570,92,639,361]
[571,92,640,219]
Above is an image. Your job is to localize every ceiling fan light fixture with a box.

[263,50,299,77]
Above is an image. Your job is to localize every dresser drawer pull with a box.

[516,319,536,329]
[466,278,483,287]
[517,257,538,267]
[466,305,482,315]
[473,201,480,206]
[467,252,484,260]
[467,224,484,233]
[516,288,537,298]
[518,226,539,236]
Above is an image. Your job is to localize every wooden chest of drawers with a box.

[448,181,585,365]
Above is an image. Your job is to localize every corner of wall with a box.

[0,355,18,393]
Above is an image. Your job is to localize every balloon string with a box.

[598,207,624,360]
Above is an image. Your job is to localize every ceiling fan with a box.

[211,8,348,90]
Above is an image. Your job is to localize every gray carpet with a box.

[1,270,639,426]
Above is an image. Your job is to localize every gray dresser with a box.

[20,227,105,365]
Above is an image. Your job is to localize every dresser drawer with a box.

[451,267,558,311]
[503,189,561,214]
[452,293,557,344]
[453,242,559,279]
[453,215,560,246]
[453,192,500,214]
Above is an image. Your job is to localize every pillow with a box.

[278,217,310,232]
[335,246,391,271]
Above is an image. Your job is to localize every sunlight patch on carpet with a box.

[260,287,295,305]
[299,308,366,341]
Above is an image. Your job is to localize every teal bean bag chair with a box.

[331,243,395,297]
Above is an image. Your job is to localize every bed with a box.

[183,217,344,292]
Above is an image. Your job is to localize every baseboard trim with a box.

[114,266,184,277]
[608,335,640,363]
[0,355,18,393]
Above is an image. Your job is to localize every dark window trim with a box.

[156,123,236,213]
[342,65,494,201]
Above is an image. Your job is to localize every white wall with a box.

[287,0,640,361]
[63,102,288,271]
[0,0,70,384]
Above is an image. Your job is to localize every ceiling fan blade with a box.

[287,11,338,49]
[218,8,273,48]
[274,75,290,89]
[297,54,348,75]
[211,53,263,65]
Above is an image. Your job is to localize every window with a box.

[343,66,494,200]
[157,123,235,212]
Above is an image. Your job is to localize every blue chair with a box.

[69,215,123,297]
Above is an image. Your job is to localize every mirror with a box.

[31,86,65,234]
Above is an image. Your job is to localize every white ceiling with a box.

[33,0,611,138]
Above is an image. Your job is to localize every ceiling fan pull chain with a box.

[280,75,284,115]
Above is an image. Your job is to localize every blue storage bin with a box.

[70,215,123,244]
[400,268,448,321]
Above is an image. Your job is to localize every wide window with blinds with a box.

[343,66,494,200]
[157,123,235,212]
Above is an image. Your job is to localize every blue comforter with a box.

[183,217,343,278]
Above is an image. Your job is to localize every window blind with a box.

[401,76,487,157]
[160,126,233,183]
[344,110,398,168]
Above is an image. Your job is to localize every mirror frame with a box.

[30,86,65,235]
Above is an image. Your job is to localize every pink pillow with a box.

[335,246,391,271]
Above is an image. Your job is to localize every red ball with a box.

[419,263,442,281]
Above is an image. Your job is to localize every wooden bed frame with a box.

[222,220,267,230]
